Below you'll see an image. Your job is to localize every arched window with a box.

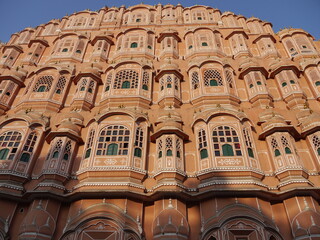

[0,149,9,160]
[113,70,139,89]
[248,148,254,158]
[285,147,292,154]
[200,149,208,159]
[315,81,320,86]
[274,149,281,157]
[134,148,142,157]
[202,42,208,46]
[19,153,30,162]
[204,70,223,86]
[107,143,118,155]
[122,81,130,89]
[130,42,138,48]
[96,125,130,156]
[37,85,46,92]
[0,131,22,160]
[166,149,173,156]
[290,80,295,84]
[222,144,234,156]
[209,79,218,86]
[257,81,262,85]
[282,82,287,87]
[212,126,242,156]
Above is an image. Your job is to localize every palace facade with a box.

[0,3,320,240]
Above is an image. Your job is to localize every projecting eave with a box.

[0,112,50,132]
[225,30,249,40]
[90,35,114,46]
[2,44,23,54]
[191,108,250,128]
[258,126,300,140]
[239,66,268,79]
[28,39,49,48]
[252,34,276,44]
[92,109,150,126]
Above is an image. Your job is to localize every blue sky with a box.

[0,0,319,43]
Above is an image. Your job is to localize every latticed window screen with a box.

[0,131,22,160]
[174,77,179,90]
[165,137,173,156]
[96,125,130,156]
[19,132,37,162]
[166,76,172,88]
[84,129,95,158]
[312,135,320,156]
[55,76,67,94]
[204,70,223,86]
[134,127,144,157]
[142,72,149,90]
[88,80,95,93]
[226,70,234,88]
[212,126,242,156]
[198,129,208,159]
[33,76,54,92]
[192,72,199,89]
[50,139,63,159]
[176,139,181,158]
[271,137,281,157]
[63,141,72,160]
[158,139,163,158]
[79,78,87,91]
[113,70,139,89]
[281,136,292,154]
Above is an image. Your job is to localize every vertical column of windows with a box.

[198,129,208,159]
[84,129,95,158]
[192,72,199,89]
[134,127,144,157]
[63,141,72,160]
[142,72,149,90]
[243,128,254,158]
[55,76,66,94]
[104,73,112,92]
[19,132,37,162]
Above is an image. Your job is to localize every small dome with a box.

[58,120,81,136]
[153,201,189,238]
[19,201,55,238]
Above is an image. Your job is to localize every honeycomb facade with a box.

[0,3,320,240]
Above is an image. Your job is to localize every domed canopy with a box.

[153,200,189,239]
